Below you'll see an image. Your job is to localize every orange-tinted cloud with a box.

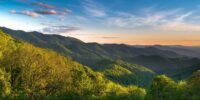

[10,10,40,17]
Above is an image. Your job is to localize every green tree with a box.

[175,81,188,100]
[0,68,11,98]
[146,75,177,100]
[186,70,200,100]
[127,85,146,100]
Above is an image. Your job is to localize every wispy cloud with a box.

[13,1,70,17]
[34,10,67,15]
[32,2,55,9]
[17,0,55,9]
[42,26,80,34]
[102,8,200,32]
[100,37,120,39]
[158,22,200,31]
[35,10,57,15]
[63,9,71,13]
[10,9,69,18]
[10,10,40,17]
[105,9,179,28]
[41,22,80,34]
[83,0,106,17]
[11,0,200,34]
[175,12,193,21]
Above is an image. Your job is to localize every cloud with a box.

[84,6,106,17]
[83,0,106,17]
[15,1,70,16]
[34,10,56,14]
[34,9,67,15]
[32,2,55,9]
[158,22,200,31]
[42,25,80,34]
[105,9,181,28]
[103,8,200,32]
[180,40,200,42]
[175,12,193,21]
[100,37,120,39]
[10,10,40,17]
[9,9,69,18]
[63,9,71,13]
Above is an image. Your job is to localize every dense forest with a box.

[0,29,200,100]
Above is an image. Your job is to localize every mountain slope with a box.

[93,59,155,87]
[0,30,147,99]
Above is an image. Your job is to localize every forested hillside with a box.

[0,29,200,99]
[0,30,147,99]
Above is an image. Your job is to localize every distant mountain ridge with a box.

[152,45,200,58]
[133,45,200,58]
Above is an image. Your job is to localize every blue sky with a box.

[1,0,200,45]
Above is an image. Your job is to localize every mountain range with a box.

[1,27,200,86]
[0,29,149,99]
[0,27,200,99]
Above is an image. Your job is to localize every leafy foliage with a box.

[146,71,200,100]
[0,68,11,98]
[146,75,177,100]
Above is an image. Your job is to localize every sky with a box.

[1,0,200,46]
